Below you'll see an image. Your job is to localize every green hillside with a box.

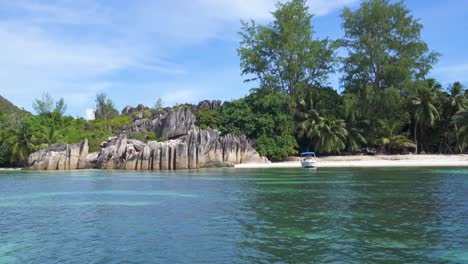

[0,95,30,115]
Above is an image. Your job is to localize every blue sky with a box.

[0,0,467,118]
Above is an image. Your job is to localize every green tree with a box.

[342,94,368,152]
[341,0,439,94]
[1,115,42,165]
[375,119,414,153]
[33,93,67,117]
[303,117,348,154]
[412,82,440,153]
[95,93,119,135]
[40,126,63,146]
[154,98,164,110]
[238,0,336,96]
[446,82,467,152]
[453,111,468,151]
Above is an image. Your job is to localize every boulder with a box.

[121,105,134,115]
[28,139,89,170]
[152,108,196,140]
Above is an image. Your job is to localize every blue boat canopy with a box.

[301,152,316,156]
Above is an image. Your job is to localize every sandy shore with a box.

[235,154,468,168]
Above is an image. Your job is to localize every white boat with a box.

[301,152,317,168]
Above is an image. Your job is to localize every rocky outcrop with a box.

[196,100,222,111]
[94,131,267,170]
[28,140,89,170]
[28,107,269,170]
[95,107,119,119]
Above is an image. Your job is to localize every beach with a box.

[235,154,468,168]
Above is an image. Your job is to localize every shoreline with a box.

[235,154,468,168]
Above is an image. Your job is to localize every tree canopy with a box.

[340,0,439,93]
[238,0,336,96]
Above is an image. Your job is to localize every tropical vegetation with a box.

[1,0,467,166]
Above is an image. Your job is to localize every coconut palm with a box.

[453,111,468,152]
[448,82,466,112]
[1,116,41,165]
[294,89,321,150]
[412,84,440,153]
[343,95,367,152]
[307,118,348,154]
[375,119,415,153]
[447,82,466,152]
[40,126,63,146]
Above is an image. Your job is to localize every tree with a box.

[302,117,348,154]
[447,82,467,152]
[40,126,62,146]
[342,94,368,152]
[154,98,164,110]
[32,93,67,117]
[95,93,119,135]
[1,115,42,165]
[375,119,414,153]
[238,0,336,96]
[412,82,440,153]
[453,111,468,151]
[341,0,439,94]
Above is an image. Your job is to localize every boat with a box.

[301,152,317,168]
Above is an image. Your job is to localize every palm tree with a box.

[308,118,348,154]
[448,82,466,112]
[453,111,468,152]
[345,121,367,152]
[375,119,415,153]
[343,95,367,152]
[1,116,41,165]
[412,84,440,153]
[447,82,466,152]
[294,89,321,149]
[40,126,63,146]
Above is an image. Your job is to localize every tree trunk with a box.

[414,122,418,154]
[455,122,462,153]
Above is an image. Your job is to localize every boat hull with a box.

[301,160,316,168]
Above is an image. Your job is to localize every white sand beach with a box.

[235,155,468,168]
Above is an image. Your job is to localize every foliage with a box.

[32,93,67,117]
[411,81,440,153]
[340,0,439,94]
[305,118,349,154]
[3,0,468,166]
[238,0,336,96]
[154,98,164,110]
[195,109,223,130]
[0,96,30,115]
[95,93,119,120]
[375,119,414,153]
[0,115,43,166]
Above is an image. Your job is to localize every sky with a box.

[0,0,467,118]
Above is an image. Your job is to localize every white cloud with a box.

[85,109,95,120]
[0,0,357,116]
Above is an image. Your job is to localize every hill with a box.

[0,95,30,115]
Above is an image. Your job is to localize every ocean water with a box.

[0,168,467,263]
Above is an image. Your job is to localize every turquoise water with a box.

[0,168,467,263]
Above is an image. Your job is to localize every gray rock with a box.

[152,108,196,140]
[121,105,134,115]
[28,139,89,170]
[29,108,269,171]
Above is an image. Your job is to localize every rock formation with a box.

[28,103,268,170]
[28,140,89,170]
